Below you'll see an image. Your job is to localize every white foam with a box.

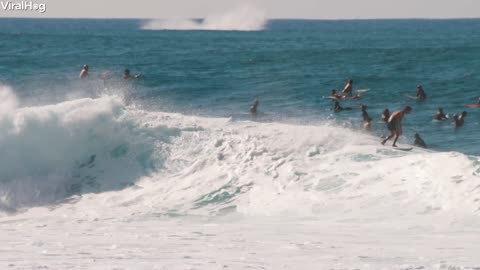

[1,91,480,222]
[142,5,266,31]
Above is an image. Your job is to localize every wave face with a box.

[1,87,480,219]
[0,87,177,211]
[141,6,266,31]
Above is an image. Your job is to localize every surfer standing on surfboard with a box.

[381,106,412,147]
[416,85,426,100]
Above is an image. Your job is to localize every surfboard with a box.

[322,96,338,100]
[405,94,419,100]
[466,104,480,108]
[101,70,110,78]
[356,89,370,93]
[393,147,413,151]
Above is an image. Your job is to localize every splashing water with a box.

[142,5,266,31]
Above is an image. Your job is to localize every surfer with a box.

[360,105,372,130]
[250,97,259,115]
[333,100,352,112]
[341,79,353,96]
[434,107,448,121]
[381,108,390,122]
[413,133,427,148]
[416,85,426,100]
[330,89,345,99]
[453,111,467,128]
[477,97,480,105]
[79,64,89,79]
[381,106,412,147]
[124,69,142,79]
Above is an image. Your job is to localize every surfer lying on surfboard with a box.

[381,106,412,147]
[327,89,362,100]
[333,100,353,112]
[124,69,142,80]
[466,97,480,108]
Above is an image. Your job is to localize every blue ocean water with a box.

[1,18,480,155]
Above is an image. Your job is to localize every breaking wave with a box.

[142,6,266,31]
[1,85,480,220]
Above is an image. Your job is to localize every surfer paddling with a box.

[381,106,412,147]
[123,69,142,79]
[333,100,352,112]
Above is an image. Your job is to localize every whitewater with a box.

[1,85,480,269]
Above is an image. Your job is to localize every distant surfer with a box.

[477,97,480,105]
[333,100,352,112]
[416,85,426,100]
[341,79,353,96]
[124,69,142,79]
[360,105,372,130]
[453,111,467,128]
[79,64,89,79]
[381,108,390,122]
[381,106,412,147]
[434,107,448,121]
[250,97,259,115]
[413,133,427,148]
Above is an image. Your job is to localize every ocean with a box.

[1,17,480,269]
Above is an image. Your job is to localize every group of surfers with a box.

[250,79,479,149]
[79,64,142,80]
[330,80,478,148]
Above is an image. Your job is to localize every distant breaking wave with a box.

[142,6,266,31]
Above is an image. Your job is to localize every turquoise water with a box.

[1,18,480,154]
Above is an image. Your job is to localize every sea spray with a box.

[142,5,266,31]
[0,92,174,210]
[0,85,18,119]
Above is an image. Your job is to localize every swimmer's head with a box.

[438,107,443,113]
[124,69,130,75]
[404,106,412,114]
[360,105,367,111]
[331,89,337,95]
[83,64,88,70]
[348,79,353,84]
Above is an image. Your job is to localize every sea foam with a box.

[1,89,479,219]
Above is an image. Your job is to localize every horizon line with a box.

[1,16,480,21]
